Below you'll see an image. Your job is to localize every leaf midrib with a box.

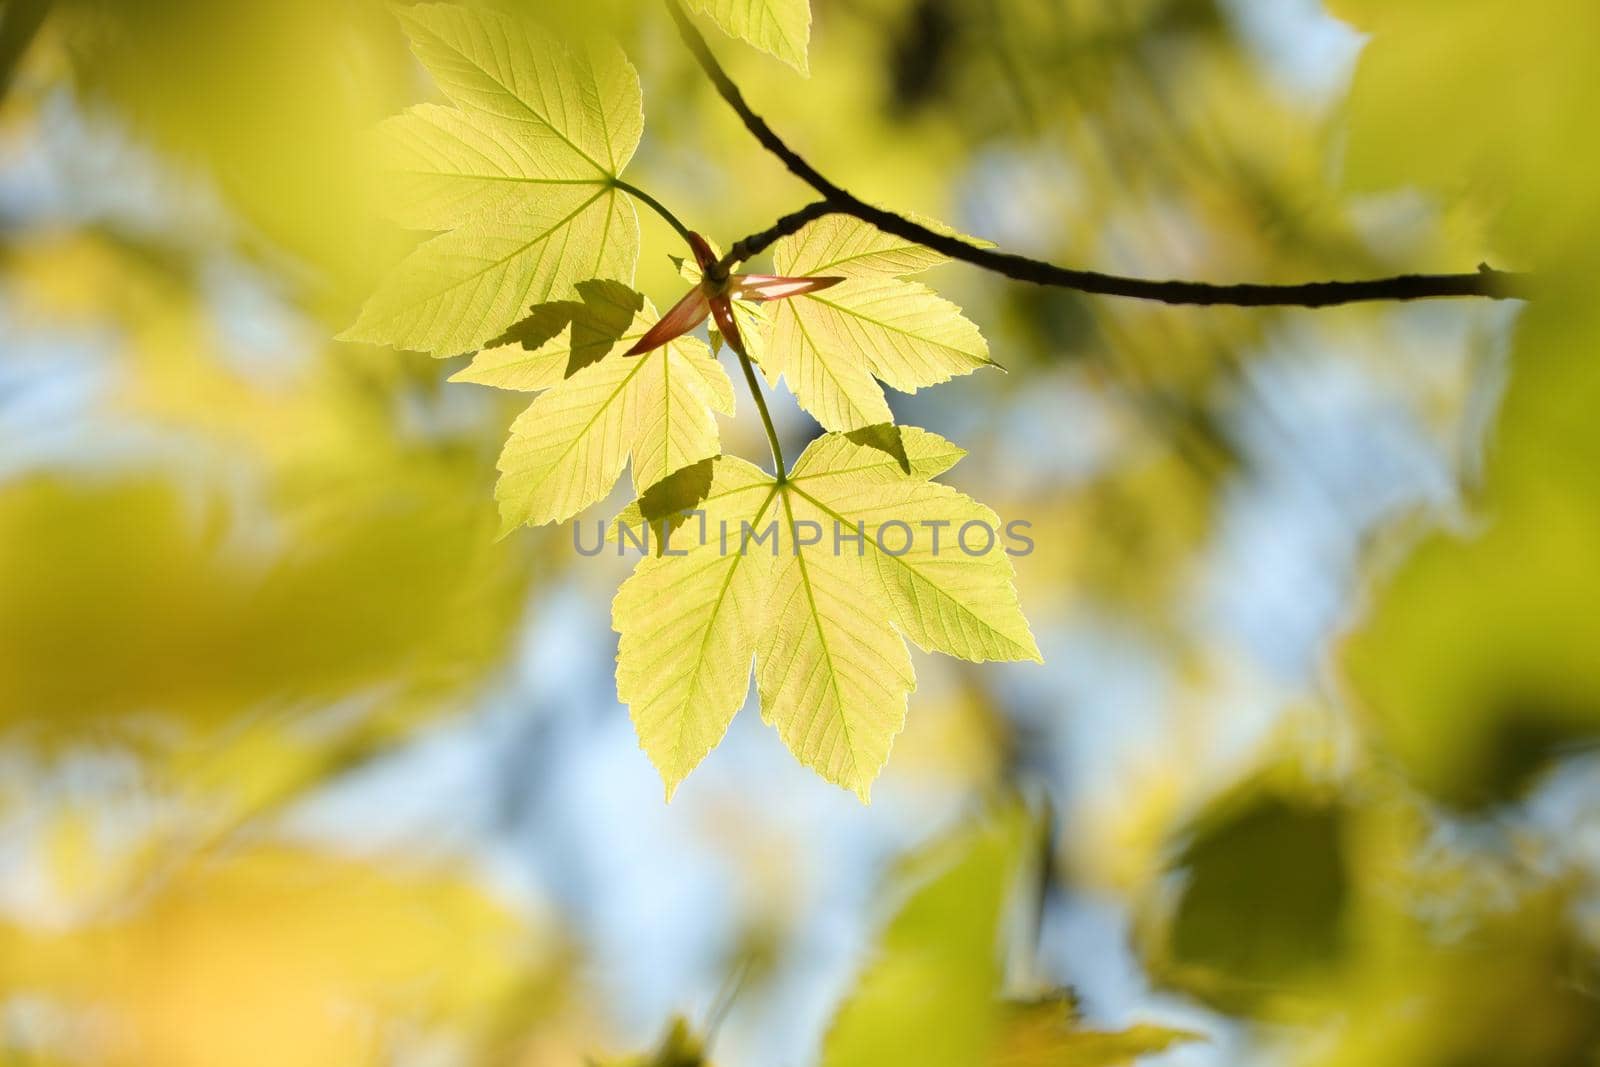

[777,486,863,784]
[406,188,608,311]
[803,287,986,361]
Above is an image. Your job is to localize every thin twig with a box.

[729,330,787,479]
[715,200,837,275]
[614,177,699,249]
[666,0,1533,307]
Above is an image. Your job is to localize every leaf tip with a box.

[492,504,525,543]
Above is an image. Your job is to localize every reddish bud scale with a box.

[624,232,844,358]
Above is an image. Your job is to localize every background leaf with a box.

[684,0,812,74]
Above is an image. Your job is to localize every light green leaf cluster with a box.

[612,429,1040,800]
[342,4,643,356]
[762,215,998,432]
[344,5,1040,801]
[684,0,813,74]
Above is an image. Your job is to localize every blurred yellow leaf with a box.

[1337,0,1600,268]
[0,847,556,1067]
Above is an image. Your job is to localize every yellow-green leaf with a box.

[685,0,812,74]
[789,433,1041,664]
[609,427,1038,799]
[764,216,995,432]
[823,809,1201,1067]
[756,484,917,799]
[772,211,976,279]
[454,278,646,392]
[343,4,644,355]
[994,1004,1201,1067]
[613,458,777,797]
[490,291,733,529]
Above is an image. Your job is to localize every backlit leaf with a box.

[342,4,643,355]
[684,0,813,74]
[610,428,1038,799]
[613,457,777,798]
[822,808,1031,1067]
[482,287,734,530]
[764,216,996,432]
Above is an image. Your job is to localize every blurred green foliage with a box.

[1,0,1598,1064]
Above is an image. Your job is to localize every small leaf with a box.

[685,0,813,74]
[821,808,1031,1067]
[764,216,995,432]
[822,809,1201,1067]
[460,280,643,391]
[994,1001,1201,1067]
[773,211,985,279]
[487,289,734,529]
[1140,777,1353,1016]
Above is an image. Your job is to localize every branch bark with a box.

[667,0,1533,308]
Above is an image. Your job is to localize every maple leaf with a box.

[759,215,999,432]
[684,0,814,75]
[611,427,1039,800]
[454,280,734,530]
[342,4,643,356]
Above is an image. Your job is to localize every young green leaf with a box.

[342,4,643,356]
[684,0,813,75]
[456,279,646,392]
[789,437,1041,664]
[762,216,997,432]
[756,483,918,798]
[610,427,1039,800]
[613,457,778,798]
[469,285,735,531]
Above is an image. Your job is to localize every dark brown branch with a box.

[712,200,836,278]
[667,0,1534,307]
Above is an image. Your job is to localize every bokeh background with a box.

[3,0,1599,1064]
